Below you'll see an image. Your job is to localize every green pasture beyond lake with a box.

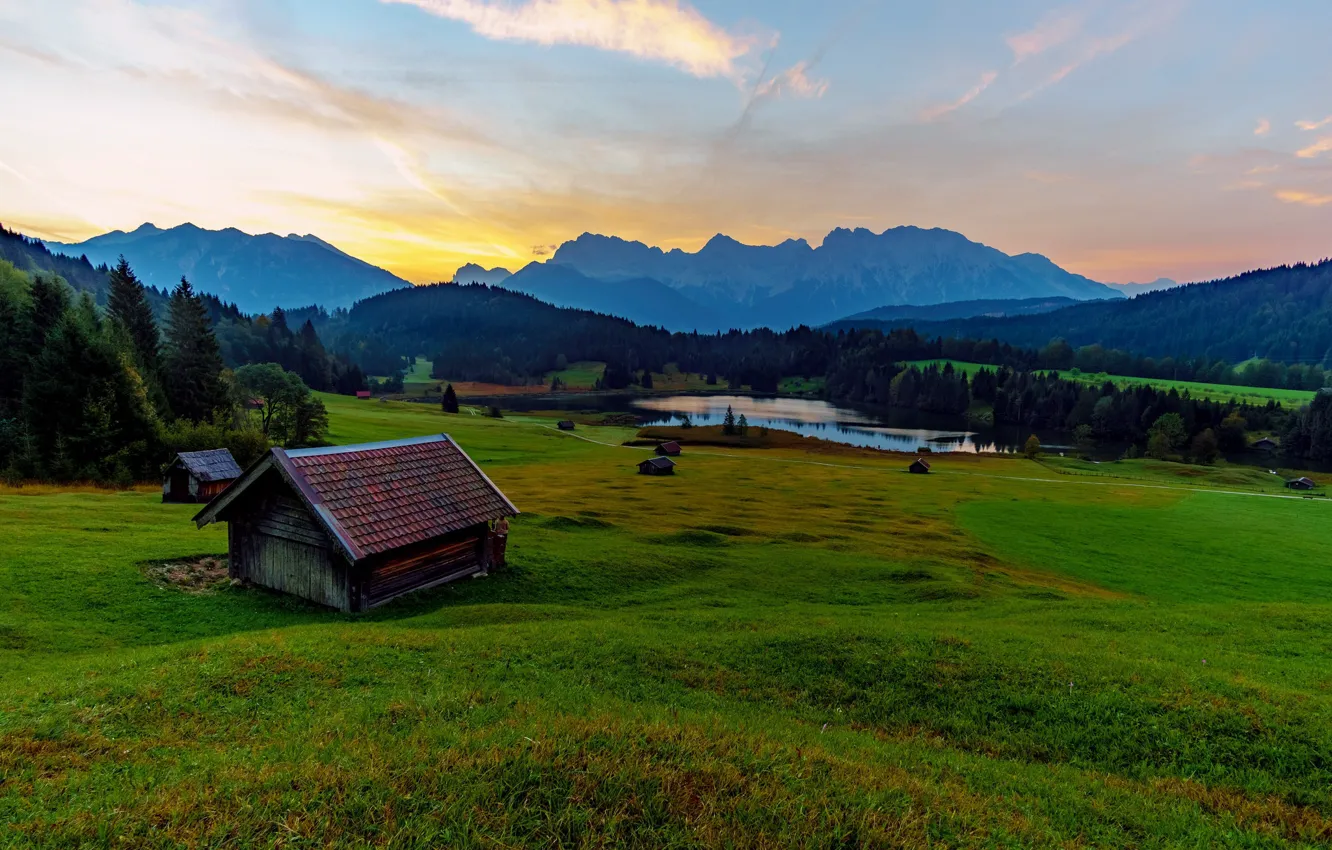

[2,391,1331,846]
[908,359,1318,406]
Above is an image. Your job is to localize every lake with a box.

[465,392,1078,455]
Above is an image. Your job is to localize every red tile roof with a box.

[280,436,517,559]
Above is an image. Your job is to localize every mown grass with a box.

[2,392,1332,846]
[908,359,1318,406]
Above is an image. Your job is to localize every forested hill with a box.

[869,260,1332,364]
[0,224,116,299]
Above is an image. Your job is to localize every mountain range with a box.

[45,223,408,313]
[491,227,1123,331]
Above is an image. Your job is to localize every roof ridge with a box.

[285,434,450,457]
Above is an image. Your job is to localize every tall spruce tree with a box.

[163,277,227,423]
[441,383,459,413]
[106,257,161,379]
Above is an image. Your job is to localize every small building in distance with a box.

[656,441,682,457]
[1286,477,1317,491]
[163,449,243,504]
[557,420,576,431]
[356,390,372,400]
[194,434,519,611]
[638,457,676,476]
[909,458,932,474]
[1251,437,1278,451]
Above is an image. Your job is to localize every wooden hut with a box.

[638,457,676,476]
[656,441,682,457]
[557,420,576,431]
[163,449,242,504]
[1286,477,1316,491]
[909,458,932,474]
[1251,437,1278,451]
[193,434,518,611]
[356,390,372,400]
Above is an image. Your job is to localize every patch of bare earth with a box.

[143,556,230,594]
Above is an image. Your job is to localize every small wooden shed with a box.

[1286,477,1316,491]
[163,449,242,504]
[356,390,372,399]
[638,457,676,476]
[656,441,682,457]
[557,420,576,431]
[1251,437,1278,451]
[909,457,932,474]
[193,434,519,611]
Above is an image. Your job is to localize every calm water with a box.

[469,392,1077,455]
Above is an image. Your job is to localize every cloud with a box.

[1006,6,1086,65]
[1296,137,1332,159]
[753,61,828,100]
[1296,116,1332,131]
[919,70,997,122]
[531,243,557,256]
[1254,118,1270,136]
[380,0,766,80]
[1276,190,1332,207]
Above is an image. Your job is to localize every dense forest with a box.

[0,255,355,482]
[857,260,1332,367]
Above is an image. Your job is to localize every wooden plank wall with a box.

[364,530,485,609]
[229,486,350,610]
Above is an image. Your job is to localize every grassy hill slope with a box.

[1,395,1331,846]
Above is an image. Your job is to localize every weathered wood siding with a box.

[227,479,350,610]
[361,524,486,610]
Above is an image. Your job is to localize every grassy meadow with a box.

[2,392,1332,846]
[907,359,1318,407]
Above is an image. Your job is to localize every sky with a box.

[1,0,1331,286]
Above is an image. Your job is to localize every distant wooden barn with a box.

[909,458,932,474]
[1251,437,1278,451]
[194,435,518,611]
[638,457,676,476]
[163,449,242,504]
[557,420,576,431]
[656,441,682,457]
[1286,477,1316,491]
[356,390,372,400]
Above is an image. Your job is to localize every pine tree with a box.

[163,277,227,423]
[106,257,161,379]
[737,413,749,436]
[441,383,459,414]
[723,405,736,435]
[27,273,71,356]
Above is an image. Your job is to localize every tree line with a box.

[0,258,348,483]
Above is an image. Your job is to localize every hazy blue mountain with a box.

[1105,278,1179,296]
[509,226,1121,330]
[452,263,513,286]
[497,262,724,331]
[824,296,1089,330]
[45,223,408,313]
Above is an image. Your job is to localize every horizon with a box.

[3,1,1332,287]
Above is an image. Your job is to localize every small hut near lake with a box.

[356,390,372,400]
[194,434,518,612]
[163,449,242,504]
[1286,477,1316,491]
[638,457,676,476]
[656,441,682,457]
[1251,437,1278,451]
[909,458,932,474]
[558,420,576,431]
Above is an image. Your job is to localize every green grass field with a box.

[3,392,1332,846]
[908,360,1319,406]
